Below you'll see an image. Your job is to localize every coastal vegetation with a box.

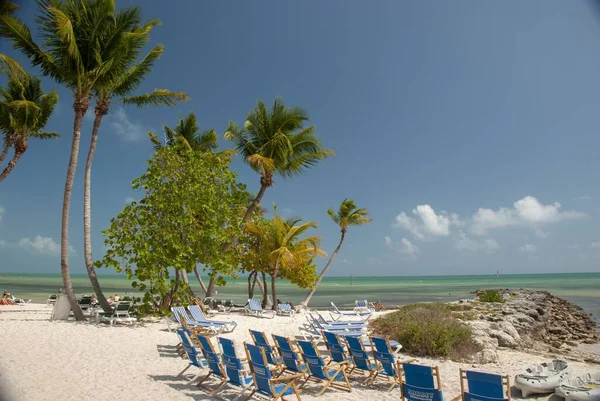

[0,0,360,315]
[370,303,481,360]
[478,289,505,303]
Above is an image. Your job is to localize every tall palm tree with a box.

[0,53,26,80]
[83,22,188,313]
[0,0,145,320]
[225,98,334,224]
[0,75,59,182]
[148,112,217,296]
[247,205,325,310]
[300,199,371,308]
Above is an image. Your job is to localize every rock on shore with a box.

[452,289,599,364]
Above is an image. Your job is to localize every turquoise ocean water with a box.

[1,272,599,321]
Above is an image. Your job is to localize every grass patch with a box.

[478,290,505,303]
[370,303,480,360]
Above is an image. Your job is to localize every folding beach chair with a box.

[244,342,303,401]
[218,337,254,400]
[454,369,511,401]
[277,303,295,317]
[176,329,208,384]
[297,339,352,395]
[330,302,372,321]
[99,302,136,325]
[272,335,308,376]
[247,298,276,318]
[249,329,282,369]
[370,337,414,391]
[172,306,222,333]
[196,334,228,394]
[345,335,379,384]
[78,296,93,313]
[321,331,353,368]
[354,300,373,313]
[308,314,366,333]
[46,294,57,305]
[188,304,238,332]
[312,311,366,329]
[400,363,443,401]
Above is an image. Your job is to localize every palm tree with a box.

[225,98,334,224]
[0,0,145,320]
[300,199,371,308]
[0,75,59,182]
[148,112,218,296]
[247,205,325,310]
[83,22,188,313]
[0,53,26,80]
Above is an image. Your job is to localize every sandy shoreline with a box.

[0,304,598,401]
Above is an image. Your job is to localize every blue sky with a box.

[1,0,600,276]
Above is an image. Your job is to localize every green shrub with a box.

[370,303,480,360]
[478,290,505,303]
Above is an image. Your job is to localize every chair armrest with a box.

[450,395,462,401]
[271,373,305,382]
[326,361,349,369]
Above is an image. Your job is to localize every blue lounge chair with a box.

[312,311,366,328]
[345,335,379,384]
[188,304,238,332]
[455,369,511,401]
[400,363,443,401]
[176,329,208,384]
[297,339,352,395]
[247,298,276,318]
[321,330,353,368]
[330,302,372,321]
[354,300,374,313]
[370,337,414,391]
[272,335,308,376]
[172,306,222,333]
[308,314,366,334]
[244,342,303,401]
[196,334,228,394]
[277,303,295,317]
[304,316,364,341]
[218,337,254,400]
[249,329,282,369]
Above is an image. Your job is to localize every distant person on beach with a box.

[58,287,63,294]
[1,291,15,305]
[113,294,120,302]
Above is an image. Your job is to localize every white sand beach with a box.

[0,304,598,401]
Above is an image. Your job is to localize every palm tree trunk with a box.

[193,266,208,295]
[206,275,216,298]
[241,183,268,223]
[300,231,345,308]
[83,111,111,312]
[180,269,196,298]
[0,149,23,182]
[167,269,180,310]
[271,260,280,311]
[261,271,270,309]
[247,270,256,298]
[0,143,10,166]
[62,102,86,321]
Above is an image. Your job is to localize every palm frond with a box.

[0,53,26,79]
[121,89,189,107]
[29,131,59,139]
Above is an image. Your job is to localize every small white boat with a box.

[515,360,571,397]
[555,372,600,401]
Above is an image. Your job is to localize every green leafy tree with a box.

[300,199,371,308]
[83,13,188,312]
[246,206,324,310]
[225,98,334,223]
[0,74,58,182]
[97,147,247,315]
[0,0,152,319]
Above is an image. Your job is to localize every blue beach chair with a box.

[244,342,303,401]
[330,302,373,321]
[308,314,366,334]
[218,337,254,400]
[196,334,228,394]
[172,306,222,333]
[297,339,352,395]
[176,329,208,384]
[345,335,379,384]
[370,337,413,390]
[277,303,295,317]
[455,369,511,401]
[247,298,276,318]
[188,304,238,332]
[313,311,366,327]
[249,329,283,369]
[400,363,443,401]
[272,334,308,376]
[321,331,353,368]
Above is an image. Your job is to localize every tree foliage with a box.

[96,148,248,314]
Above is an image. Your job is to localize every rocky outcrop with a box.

[451,289,599,364]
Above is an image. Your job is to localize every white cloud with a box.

[338,258,355,266]
[124,197,135,204]
[0,205,4,222]
[591,241,600,249]
[385,236,420,255]
[110,108,146,142]
[395,205,457,240]
[18,236,76,256]
[519,244,537,253]
[366,257,387,267]
[577,195,591,201]
[455,231,499,253]
[568,244,580,249]
[471,196,585,236]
